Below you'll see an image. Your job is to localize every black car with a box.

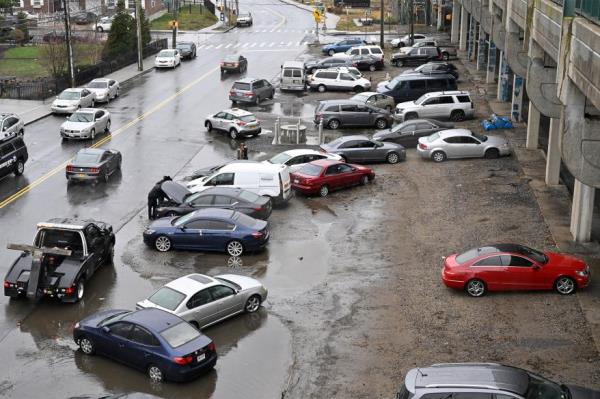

[351,55,384,71]
[402,61,459,79]
[0,134,28,179]
[176,41,197,60]
[221,54,247,73]
[391,46,442,67]
[156,181,272,219]
[4,218,115,303]
[66,148,122,183]
[372,118,454,148]
[305,57,353,74]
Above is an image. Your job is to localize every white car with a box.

[60,108,111,140]
[19,11,38,20]
[154,49,181,69]
[51,88,96,114]
[390,34,432,48]
[395,91,474,122]
[96,16,112,32]
[332,45,384,61]
[308,68,371,93]
[86,78,119,103]
[264,149,343,172]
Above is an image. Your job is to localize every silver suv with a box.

[0,113,24,138]
[229,78,275,105]
[205,108,261,139]
[236,12,252,26]
[397,363,596,399]
[395,90,474,122]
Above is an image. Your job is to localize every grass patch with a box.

[150,5,217,31]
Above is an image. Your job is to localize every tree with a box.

[0,0,18,14]
[16,12,28,44]
[39,41,68,80]
[102,0,136,60]
[138,6,151,48]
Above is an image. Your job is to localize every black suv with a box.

[391,46,442,67]
[0,134,28,179]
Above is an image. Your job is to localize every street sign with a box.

[168,20,178,28]
[313,8,322,22]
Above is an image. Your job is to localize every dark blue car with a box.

[321,38,367,56]
[73,308,217,383]
[143,208,270,257]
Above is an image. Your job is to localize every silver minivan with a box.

[280,61,306,91]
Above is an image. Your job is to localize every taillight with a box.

[236,119,247,126]
[207,342,216,352]
[418,143,428,150]
[65,286,74,295]
[3,281,9,288]
[252,231,264,239]
[66,165,74,172]
[253,206,263,211]
[90,167,99,174]
[229,90,235,96]
[173,355,194,365]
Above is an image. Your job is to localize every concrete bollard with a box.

[272,117,280,145]
[296,118,301,144]
[318,118,324,144]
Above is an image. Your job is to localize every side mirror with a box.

[102,326,110,333]
[533,265,541,271]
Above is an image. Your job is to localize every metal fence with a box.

[0,38,167,100]
[576,0,600,24]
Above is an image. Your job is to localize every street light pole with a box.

[136,0,143,71]
[62,0,75,87]
[379,0,384,48]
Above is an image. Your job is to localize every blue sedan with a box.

[73,308,217,383]
[143,208,270,256]
[321,38,367,56]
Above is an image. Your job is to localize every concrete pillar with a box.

[511,75,524,122]
[486,41,497,83]
[525,102,541,149]
[477,28,488,70]
[437,0,443,30]
[545,118,561,185]
[497,51,511,102]
[467,15,477,61]
[570,180,596,242]
[459,5,468,51]
[451,1,460,43]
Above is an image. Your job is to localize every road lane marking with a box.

[204,44,214,49]
[0,66,221,210]
[259,42,266,47]
[249,43,257,47]
[197,44,206,49]
[242,43,249,47]
[287,41,292,46]
[233,43,241,48]
[268,42,275,47]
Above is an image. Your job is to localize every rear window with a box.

[238,190,261,202]
[457,95,471,103]
[427,132,440,142]
[74,153,101,163]
[298,164,323,176]
[239,115,256,122]
[160,322,202,348]
[325,105,339,112]
[233,82,251,91]
[371,48,382,54]
[149,287,186,311]
[233,211,259,227]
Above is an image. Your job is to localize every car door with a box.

[323,164,343,189]
[187,194,214,211]
[336,163,357,187]
[98,151,112,175]
[206,284,242,322]
[354,104,373,126]
[338,72,356,90]
[338,140,362,162]
[82,89,93,106]
[262,80,273,98]
[470,255,509,290]
[395,123,417,147]
[179,287,217,326]
[179,219,211,249]
[202,219,235,251]
[357,139,379,161]
[93,110,104,131]
[84,224,105,272]
[103,321,135,364]
[127,325,162,371]
[501,255,542,290]
[441,136,462,158]
[340,103,358,125]
[212,112,228,131]
[460,135,484,157]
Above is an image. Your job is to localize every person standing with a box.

[147,176,172,219]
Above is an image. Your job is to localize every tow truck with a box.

[3,218,115,303]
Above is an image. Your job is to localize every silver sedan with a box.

[86,78,120,103]
[136,273,268,329]
[60,108,111,140]
[417,128,510,162]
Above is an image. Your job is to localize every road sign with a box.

[313,8,321,22]
[168,20,178,28]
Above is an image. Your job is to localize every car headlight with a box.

[74,322,80,329]
[144,229,155,235]
[81,127,90,133]
[576,269,589,277]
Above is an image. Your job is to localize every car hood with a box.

[148,217,178,229]
[161,181,191,204]
[544,252,587,271]
[53,99,79,106]
[305,60,320,68]
[136,298,170,313]
[61,120,93,130]
[567,385,600,399]
[156,56,175,62]
[215,274,263,291]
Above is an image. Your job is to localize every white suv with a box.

[395,90,474,122]
[309,68,371,93]
[391,34,432,48]
[333,45,384,61]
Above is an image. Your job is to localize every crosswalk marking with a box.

[269,42,275,47]
[197,44,206,49]
[249,43,257,47]
[233,43,241,48]
[225,43,232,48]
[259,42,266,47]
[214,44,223,49]
[287,41,293,46]
[193,40,313,51]
[204,44,213,49]
[242,43,249,48]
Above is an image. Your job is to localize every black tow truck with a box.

[3,218,115,303]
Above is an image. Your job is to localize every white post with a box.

[272,117,280,145]
[459,5,468,51]
[570,179,595,242]
[525,103,541,150]
[545,118,561,185]
[318,118,324,144]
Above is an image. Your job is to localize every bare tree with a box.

[39,40,68,80]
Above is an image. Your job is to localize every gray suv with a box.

[397,363,598,399]
[0,113,24,138]
[229,78,275,105]
[315,100,393,130]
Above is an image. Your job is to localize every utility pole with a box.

[135,0,143,71]
[62,0,75,87]
[409,0,414,45]
[172,0,178,48]
[379,0,384,48]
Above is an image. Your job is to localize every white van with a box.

[280,61,306,91]
[186,162,292,204]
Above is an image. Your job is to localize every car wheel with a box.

[205,121,213,132]
[78,336,95,355]
[484,148,500,159]
[327,119,340,129]
[394,60,403,67]
[90,128,96,140]
[555,276,576,295]
[319,185,329,197]
[229,128,238,139]
[404,112,418,120]
[255,96,260,105]
[328,49,335,56]
[189,321,200,330]
[105,119,111,132]
[450,110,466,122]
[115,88,120,98]
[466,279,486,297]
[375,118,387,129]
[13,159,24,176]
[147,364,164,383]
[107,244,114,263]
[398,41,405,48]
[369,64,376,72]
[317,84,327,93]
[75,278,85,302]
[226,240,244,256]
[431,151,447,163]
[353,85,364,93]
[96,26,103,32]
[90,100,95,107]
[442,52,450,61]
[155,236,172,252]
[360,175,369,185]
[244,295,261,313]
[386,152,400,164]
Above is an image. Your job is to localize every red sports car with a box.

[290,159,375,197]
[441,244,590,297]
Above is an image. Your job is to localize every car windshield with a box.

[87,81,108,88]
[36,228,84,253]
[414,94,430,105]
[224,55,239,62]
[148,287,186,311]
[237,190,260,202]
[158,50,175,57]
[269,153,292,164]
[173,212,196,226]
[298,164,323,176]
[525,372,568,399]
[427,132,440,142]
[472,132,488,142]
[160,322,202,348]
[98,311,131,327]
[74,152,101,163]
[386,76,402,89]
[58,91,80,100]
[215,277,241,290]
[69,112,94,122]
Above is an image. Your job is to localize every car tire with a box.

[154,236,172,252]
[107,244,115,264]
[386,152,400,164]
[103,169,110,183]
[360,175,369,185]
[90,100,95,107]
[328,49,335,56]
[404,112,418,120]
[226,240,244,256]
[229,128,238,139]
[205,121,213,132]
[13,159,24,176]
[115,88,120,98]
[375,118,387,129]
[450,110,466,122]
[465,279,486,297]
[431,151,447,163]
[327,119,340,129]
[394,60,403,67]
[105,119,111,132]
[147,364,164,383]
[96,26,103,32]
[189,321,200,330]
[317,84,327,93]
[353,86,364,93]
[484,148,500,159]
[398,41,405,48]
[554,276,576,295]
[90,128,95,140]
[244,295,261,313]
[75,278,85,302]
[319,185,329,197]
[78,336,95,355]
[369,64,376,72]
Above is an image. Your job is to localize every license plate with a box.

[77,174,86,177]
[197,353,205,362]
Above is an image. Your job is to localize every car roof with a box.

[76,108,101,113]
[437,128,474,138]
[408,363,529,395]
[283,61,304,68]
[165,273,219,296]
[460,244,543,258]
[188,208,236,219]
[123,308,186,332]
[281,149,321,156]
[200,186,248,196]
[333,135,370,142]
[90,78,110,82]
[63,88,85,93]
[177,41,194,45]
[395,73,455,81]
[38,218,101,230]
[224,108,254,117]
[420,90,469,98]
[310,159,339,167]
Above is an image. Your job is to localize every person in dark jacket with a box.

[147,176,172,219]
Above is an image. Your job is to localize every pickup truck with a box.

[4,218,115,303]
[397,40,458,61]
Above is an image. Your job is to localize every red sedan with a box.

[441,243,590,297]
[290,159,375,197]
